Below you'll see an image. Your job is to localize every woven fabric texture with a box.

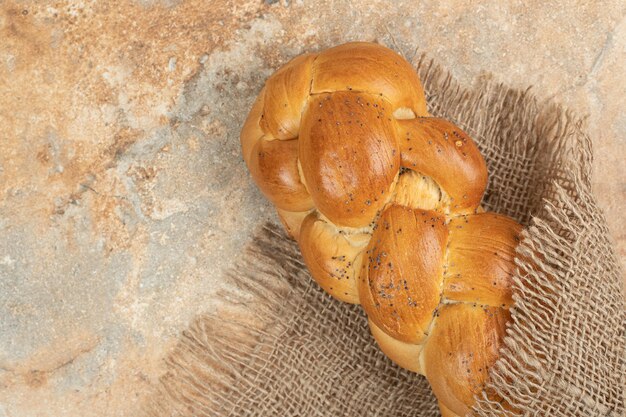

[143,57,625,417]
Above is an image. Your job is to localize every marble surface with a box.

[0,1,624,415]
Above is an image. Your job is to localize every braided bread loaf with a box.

[241,42,521,417]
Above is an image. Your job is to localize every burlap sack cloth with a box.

[144,57,625,416]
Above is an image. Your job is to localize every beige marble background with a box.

[0,1,624,416]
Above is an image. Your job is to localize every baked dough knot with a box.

[241,42,522,417]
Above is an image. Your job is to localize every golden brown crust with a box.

[397,117,487,212]
[368,319,422,373]
[438,401,461,417]
[311,42,428,116]
[241,42,525,417]
[422,303,510,416]
[444,213,523,307]
[240,87,266,165]
[247,138,313,212]
[359,205,447,344]
[298,212,369,304]
[276,207,312,240]
[260,54,316,139]
[299,92,400,228]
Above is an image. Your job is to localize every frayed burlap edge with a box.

[145,224,441,417]
[415,57,625,415]
[143,56,625,417]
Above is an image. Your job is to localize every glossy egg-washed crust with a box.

[241,42,523,417]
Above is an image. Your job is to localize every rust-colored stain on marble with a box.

[0,0,624,416]
[1,0,262,243]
